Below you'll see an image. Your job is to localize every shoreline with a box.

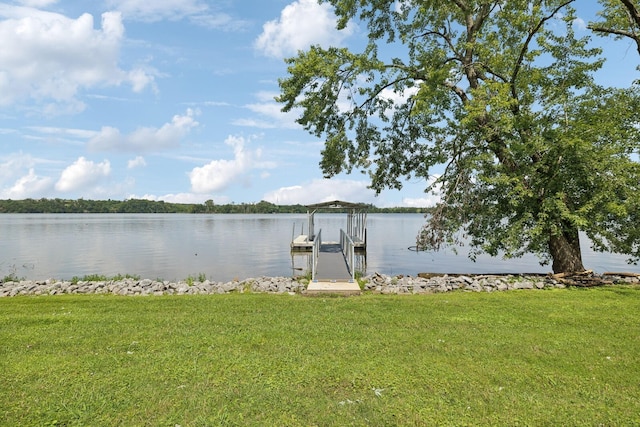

[1,272,637,297]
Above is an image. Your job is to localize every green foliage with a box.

[296,270,313,283]
[0,198,429,214]
[185,273,208,286]
[354,271,367,290]
[589,0,640,57]
[70,274,107,284]
[1,272,23,283]
[1,265,24,283]
[278,1,640,272]
[111,273,141,281]
[69,274,141,284]
[1,290,639,425]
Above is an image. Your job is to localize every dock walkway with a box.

[315,243,351,282]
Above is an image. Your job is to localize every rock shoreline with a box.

[1,272,636,297]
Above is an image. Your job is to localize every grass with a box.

[68,274,141,285]
[1,287,639,426]
[66,273,212,285]
[185,273,208,286]
[1,272,23,283]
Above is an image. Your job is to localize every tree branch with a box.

[451,0,469,13]
[621,0,640,28]
[511,0,576,110]
[589,25,640,56]
[588,0,640,56]
[589,25,635,38]
[415,26,461,58]
[444,81,468,104]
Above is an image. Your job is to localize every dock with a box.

[291,234,313,251]
[290,200,367,294]
[314,243,351,281]
[307,243,361,294]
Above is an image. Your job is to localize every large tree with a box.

[277,0,640,273]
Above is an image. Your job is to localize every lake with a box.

[0,213,636,281]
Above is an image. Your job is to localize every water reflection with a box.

[0,213,637,281]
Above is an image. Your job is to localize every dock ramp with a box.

[290,200,367,294]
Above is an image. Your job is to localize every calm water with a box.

[0,213,636,281]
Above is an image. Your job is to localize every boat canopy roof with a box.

[306,200,369,210]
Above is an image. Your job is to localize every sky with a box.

[0,1,637,207]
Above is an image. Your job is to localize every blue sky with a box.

[0,1,637,207]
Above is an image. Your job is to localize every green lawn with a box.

[1,287,639,426]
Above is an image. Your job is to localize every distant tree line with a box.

[0,198,429,214]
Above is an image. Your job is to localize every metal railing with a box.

[340,229,356,281]
[311,228,322,281]
[291,222,300,244]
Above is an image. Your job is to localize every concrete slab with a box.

[306,281,361,295]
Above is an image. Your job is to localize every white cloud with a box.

[232,118,278,129]
[29,126,97,139]
[0,152,36,183]
[132,192,223,204]
[245,101,299,128]
[55,157,111,192]
[400,176,442,208]
[402,197,438,208]
[394,0,410,13]
[189,13,249,31]
[186,100,230,107]
[0,6,155,110]
[234,91,301,129]
[127,156,146,169]
[0,152,60,198]
[1,168,53,199]
[128,68,156,93]
[107,0,248,30]
[17,0,58,7]
[255,0,354,59]
[158,193,208,204]
[573,17,586,30]
[264,179,440,207]
[245,102,283,117]
[380,85,419,105]
[88,109,199,152]
[189,135,276,193]
[106,0,207,21]
[263,178,376,205]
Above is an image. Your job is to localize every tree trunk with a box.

[548,225,585,274]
